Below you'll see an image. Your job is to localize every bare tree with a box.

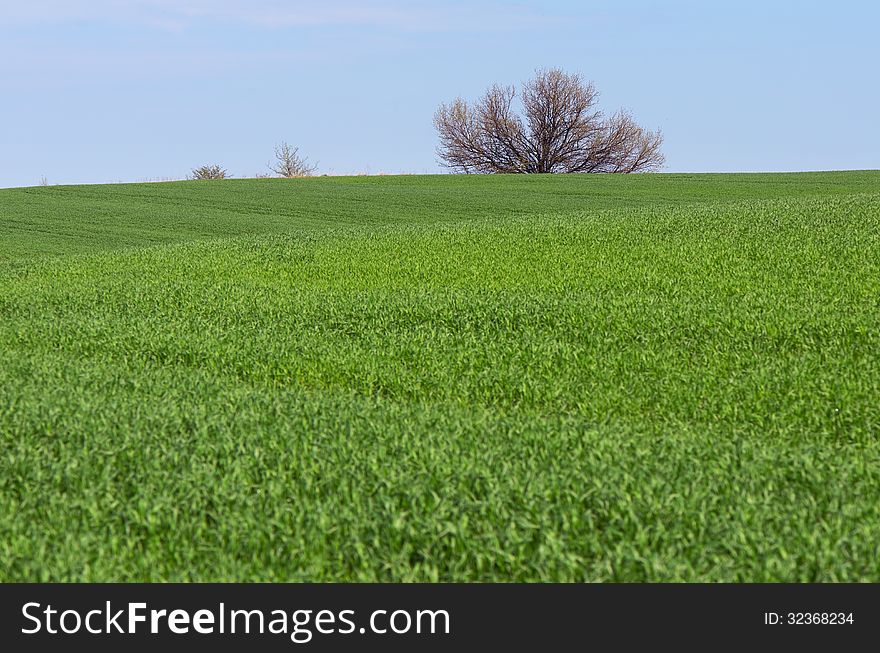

[434,69,664,174]
[190,164,228,180]
[269,142,317,178]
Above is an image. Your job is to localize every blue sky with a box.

[1,0,878,187]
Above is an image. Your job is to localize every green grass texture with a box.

[1,172,879,581]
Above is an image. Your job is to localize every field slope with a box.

[1,172,879,581]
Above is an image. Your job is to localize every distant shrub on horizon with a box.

[190,165,228,180]
[268,142,317,178]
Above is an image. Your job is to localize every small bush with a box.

[269,142,317,178]
[191,165,228,180]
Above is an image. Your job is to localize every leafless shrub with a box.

[190,164,228,180]
[269,142,317,178]
[434,68,664,174]
[39,176,49,186]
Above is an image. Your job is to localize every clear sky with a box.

[1,0,878,187]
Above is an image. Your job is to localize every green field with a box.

[1,172,879,581]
